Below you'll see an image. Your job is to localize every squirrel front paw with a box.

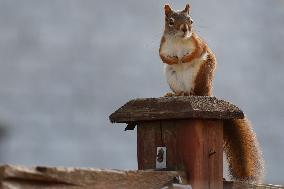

[165,55,178,65]
[160,54,179,65]
[164,92,175,97]
[181,53,194,63]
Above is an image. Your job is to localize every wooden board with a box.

[0,165,188,189]
[109,96,244,123]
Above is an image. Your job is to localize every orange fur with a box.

[224,118,264,183]
[181,33,206,63]
[192,49,216,96]
[160,54,178,65]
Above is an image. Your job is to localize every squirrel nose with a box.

[180,24,189,33]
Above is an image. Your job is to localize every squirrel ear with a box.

[164,4,173,17]
[182,4,190,15]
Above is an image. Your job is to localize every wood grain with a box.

[207,120,223,189]
[109,96,244,123]
[0,165,188,189]
[137,120,223,189]
[175,120,223,189]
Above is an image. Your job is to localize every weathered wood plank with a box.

[109,96,244,123]
[137,121,160,169]
[137,121,183,171]
[175,120,222,189]
[207,120,223,189]
[0,165,188,189]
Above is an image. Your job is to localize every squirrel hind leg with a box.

[176,91,190,96]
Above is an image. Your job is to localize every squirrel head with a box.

[163,4,193,39]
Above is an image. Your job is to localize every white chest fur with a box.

[164,60,204,94]
[162,35,208,94]
[160,35,195,59]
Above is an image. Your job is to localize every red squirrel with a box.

[159,4,264,183]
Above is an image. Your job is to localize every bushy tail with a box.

[223,117,264,183]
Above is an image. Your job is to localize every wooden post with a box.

[110,96,244,189]
[137,120,223,189]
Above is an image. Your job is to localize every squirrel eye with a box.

[168,17,175,26]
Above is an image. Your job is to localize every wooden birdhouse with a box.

[109,96,244,189]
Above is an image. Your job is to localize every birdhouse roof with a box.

[109,96,244,123]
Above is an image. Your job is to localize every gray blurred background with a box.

[0,0,283,184]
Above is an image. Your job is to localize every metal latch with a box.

[156,147,167,169]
